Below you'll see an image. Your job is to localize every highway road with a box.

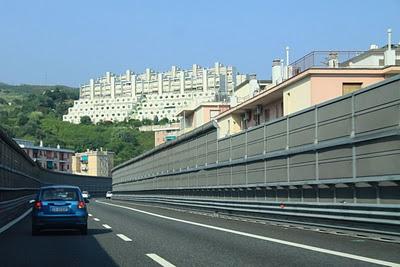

[1,198,399,267]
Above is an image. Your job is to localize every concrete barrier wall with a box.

[112,75,400,205]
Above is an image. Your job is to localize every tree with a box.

[17,113,29,126]
[159,117,169,125]
[153,115,159,125]
[80,116,92,125]
[128,119,142,128]
[142,118,153,125]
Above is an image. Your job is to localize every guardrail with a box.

[113,194,400,235]
[0,192,35,229]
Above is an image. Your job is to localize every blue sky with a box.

[0,0,399,87]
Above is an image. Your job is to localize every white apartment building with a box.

[63,63,248,124]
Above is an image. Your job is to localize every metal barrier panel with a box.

[112,76,400,206]
[218,137,230,163]
[289,109,315,148]
[231,132,245,160]
[318,146,353,180]
[317,97,352,141]
[246,161,265,185]
[289,152,315,182]
[247,126,264,157]
[356,137,400,177]
[207,132,218,165]
[266,119,286,152]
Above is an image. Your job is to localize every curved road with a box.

[0,199,399,267]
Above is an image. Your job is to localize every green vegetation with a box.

[0,82,155,166]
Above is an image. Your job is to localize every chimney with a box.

[384,28,396,66]
[272,59,283,85]
[57,144,60,149]
[39,140,43,147]
[328,52,339,68]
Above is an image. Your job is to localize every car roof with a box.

[39,185,81,190]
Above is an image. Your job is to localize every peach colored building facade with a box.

[217,66,400,138]
[154,124,181,146]
[177,103,231,134]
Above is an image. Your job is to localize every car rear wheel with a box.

[80,225,88,235]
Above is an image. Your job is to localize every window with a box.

[342,83,362,95]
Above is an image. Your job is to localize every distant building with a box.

[71,149,114,177]
[63,63,248,124]
[153,123,181,147]
[138,123,181,147]
[14,139,74,173]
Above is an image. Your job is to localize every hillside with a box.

[0,82,154,166]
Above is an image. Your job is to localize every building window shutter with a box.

[342,83,362,95]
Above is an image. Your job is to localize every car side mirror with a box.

[84,199,90,203]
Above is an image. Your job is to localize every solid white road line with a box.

[116,234,132,242]
[88,213,93,217]
[93,218,100,221]
[102,224,112,229]
[146,253,176,267]
[96,200,400,267]
[0,209,31,234]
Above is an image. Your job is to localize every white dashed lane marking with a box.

[93,218,100,221]
[97,200,400,267]
[116,234,132,242]
[88,214,92,217]
[102,224,112,229]
[146,253,176,267]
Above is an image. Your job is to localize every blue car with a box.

[32,185,88,235]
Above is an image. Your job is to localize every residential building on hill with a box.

[63,63,248,124]
[14,139,74,173]
[71,149,114,177]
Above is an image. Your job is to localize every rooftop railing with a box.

[290,51,365,75]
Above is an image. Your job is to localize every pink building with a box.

[217,44,400,137]
[14,139,74,173]
[176,102,231,134]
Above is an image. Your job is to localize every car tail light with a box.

[34,201,42,210]
[78,201,86,209]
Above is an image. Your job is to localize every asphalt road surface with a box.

[1,198,399,267]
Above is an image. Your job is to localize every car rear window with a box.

[41,188,79,201]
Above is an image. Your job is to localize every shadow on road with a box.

[37,228,112,236]
[0,214,119,267]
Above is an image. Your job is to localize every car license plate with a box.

[50,206,69,213]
